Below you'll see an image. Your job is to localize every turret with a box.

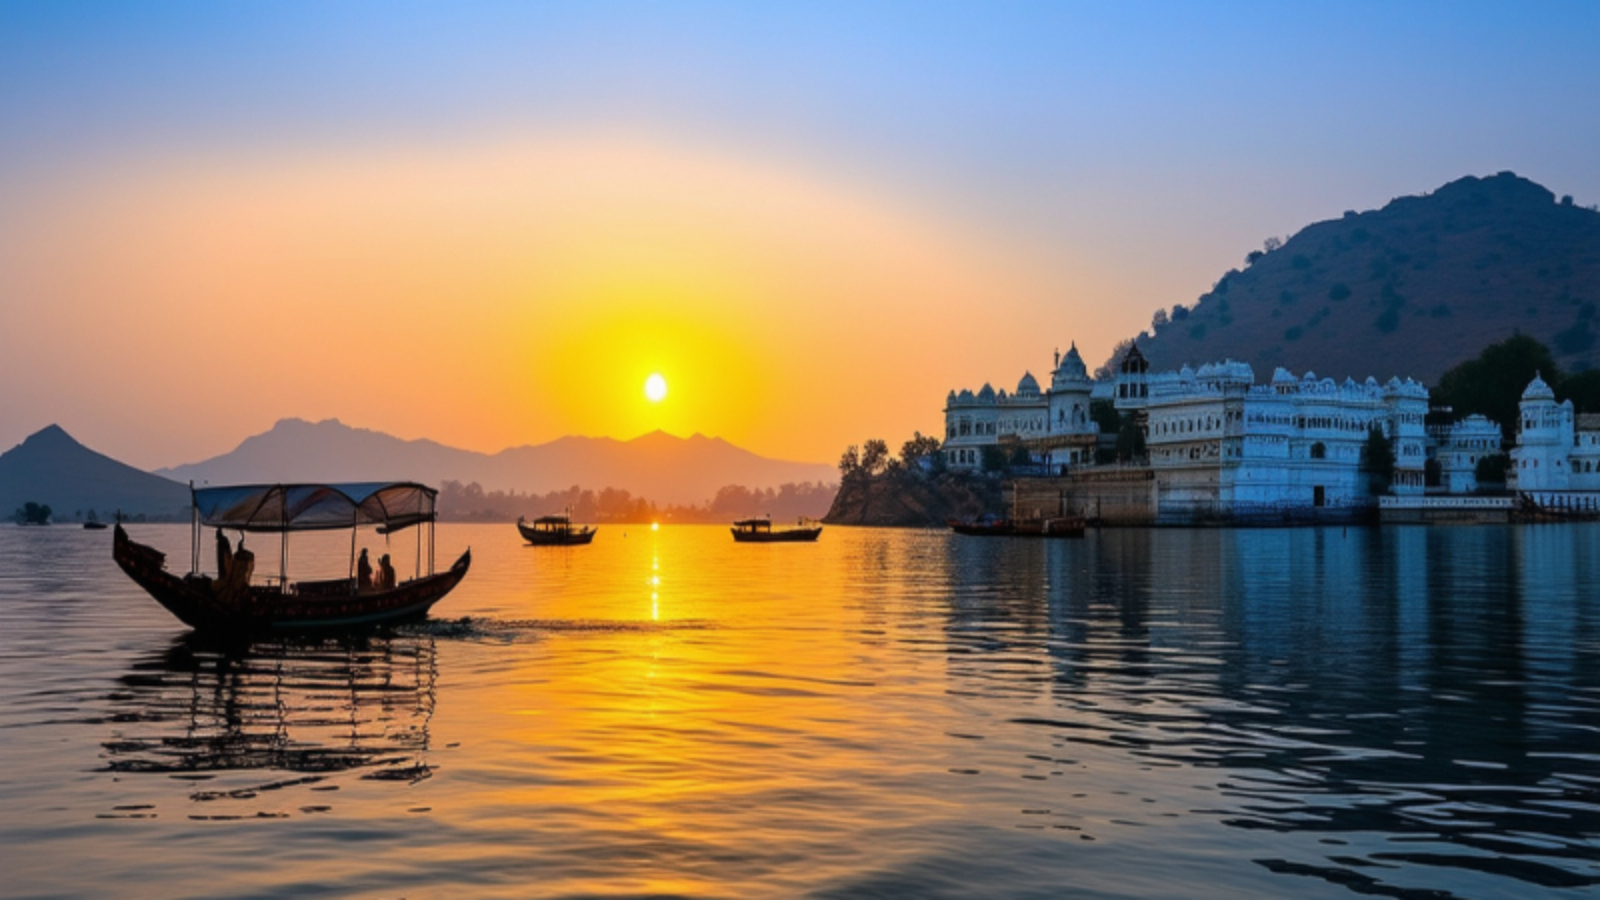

[1113,342,1149,411]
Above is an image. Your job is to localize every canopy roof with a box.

[732,518,772,528]
[194,482,437,533]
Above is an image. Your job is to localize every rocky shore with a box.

[822,470,1004,527]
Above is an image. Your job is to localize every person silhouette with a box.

[358,548,373,591]
[378,553,395,590]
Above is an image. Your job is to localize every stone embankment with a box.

[822,471,1004,527]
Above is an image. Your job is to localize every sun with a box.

[644,373,668,403]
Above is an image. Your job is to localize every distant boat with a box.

[517,513,597,545]
[948,515,1086,538]
[83,521,108,530]
[946,514,1011,536]
[731,516,822,543]
[114,482,470,633]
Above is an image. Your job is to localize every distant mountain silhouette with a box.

[1136,173,1600,383]
[156,419,836,506]
[0,425,190,520]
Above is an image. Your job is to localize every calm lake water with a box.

[2,522,1598,899]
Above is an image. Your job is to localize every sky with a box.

[3,1,1598,469]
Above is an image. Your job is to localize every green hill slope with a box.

[1138,173,1600,383]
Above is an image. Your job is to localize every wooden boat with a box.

[731,517,822,543]
[114,482,470,634]
[948,515,1086,538]
[516,513,597,545]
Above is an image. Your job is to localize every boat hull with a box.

[114,524,470,633]
[948,517,1086,538]
[731,527,822,543]
[516,521,598,544]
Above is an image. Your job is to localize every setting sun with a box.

[644,373,668,403]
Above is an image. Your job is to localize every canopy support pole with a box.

[190,484,200,576]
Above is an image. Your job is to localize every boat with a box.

[113,482,470,634]
[731,516,822,543]
[516,513,597,545]
[947,515,1086,538]
[947,514,1011,536]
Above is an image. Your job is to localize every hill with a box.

[1135,173,1600,383]
[157,419,836,506]
[0,425,190,521]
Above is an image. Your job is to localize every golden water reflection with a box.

[2,523,1597,897]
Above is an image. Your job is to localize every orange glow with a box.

[0,134,1140,468]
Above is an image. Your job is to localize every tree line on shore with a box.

[436,480,837,524]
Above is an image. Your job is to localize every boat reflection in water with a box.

[102,630,438,816]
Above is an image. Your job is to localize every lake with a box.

[2,522,1597,898]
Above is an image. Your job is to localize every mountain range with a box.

[0,425,189,520]
[1135,172,1600,383]
[156,418,836,506]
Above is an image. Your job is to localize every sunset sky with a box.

[3,2,1598,470]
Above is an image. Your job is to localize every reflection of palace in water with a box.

[936,526,1600,890]
[103,632,438,784]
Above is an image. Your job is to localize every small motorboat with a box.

[114,482,470,634]
[731,517,822,543]
[517,513,597,545]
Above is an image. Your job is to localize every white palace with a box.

[942,342,1600,521]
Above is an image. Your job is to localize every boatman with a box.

[215,530,234,581]
[358,547,373,592]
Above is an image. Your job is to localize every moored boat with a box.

[516,513,597,545]
[947,515,1012,536]
[948,515,1085,538]
[114,482,469,633]
[731,517,822,543]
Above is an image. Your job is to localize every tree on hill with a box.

[13,502,52,525]
[900,432,944,471]
[1432,335,1598,439]
[1360,426,1395,494]
[1563,369,1600,413]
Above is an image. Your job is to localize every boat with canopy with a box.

[730,516,823,543]
[515,512,597,545]
[113,482,470,633]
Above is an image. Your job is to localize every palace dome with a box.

[1522,373,1556,401]
[1017,372,1040,397]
